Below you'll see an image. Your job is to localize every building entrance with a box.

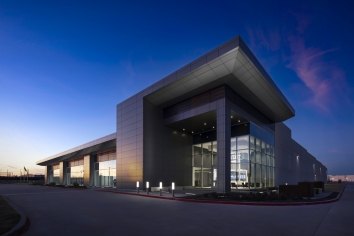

[192,141,217,188]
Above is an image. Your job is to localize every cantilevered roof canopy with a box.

[145,36,295,122]
[36,133,116,166]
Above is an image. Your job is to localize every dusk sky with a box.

[0,1,353,175]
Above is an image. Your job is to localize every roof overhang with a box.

[36,133,116,166]
[145,36,295,122]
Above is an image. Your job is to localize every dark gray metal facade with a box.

[275,123,327,185]
[37,36,327,192]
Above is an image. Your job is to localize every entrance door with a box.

[202,169,212,187]
[193,168,202,187]
[192,141,217,188]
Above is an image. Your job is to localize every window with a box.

[192,141,217,188]
[94,152,117,187]
[231,135,275,189]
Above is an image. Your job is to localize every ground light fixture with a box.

[136,181,140,194]
[171,182,175,197]
[159,182,163,196]
[146,181,149,195]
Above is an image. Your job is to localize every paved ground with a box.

[1,183,353,236]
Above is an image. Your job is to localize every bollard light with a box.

[136,181,140,194]
[159,182,163,196]
[172,182,175,198]
[146,181,149,195]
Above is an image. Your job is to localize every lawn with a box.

[0,196,20,234]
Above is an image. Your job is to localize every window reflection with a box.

[66,159,84,186]
[94,152,116,188]
[231,135,275,189]
[192,133,274,189]
[52,165,60,185]
[192,141,217,188]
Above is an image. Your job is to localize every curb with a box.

[2,197,30,236]
[98,186,345,206]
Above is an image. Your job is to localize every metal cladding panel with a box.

[44,166,48,184]
[37,133,116,166]
[275,123,327,185]
[59,162,64,185]
[216,98,231,193]
[137,36,294,123]
[116,95,144,188]
[143,99,193,187]
[83,155,91,186]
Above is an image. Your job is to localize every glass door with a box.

[192,141,217,188]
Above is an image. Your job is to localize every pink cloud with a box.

[293,13,310,34]
[287,35,343,112]
[247,29,281,51]
[247,28,284,69]
[246,16,349,113]
[286,14,350,113]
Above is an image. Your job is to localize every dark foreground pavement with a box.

[1,183,353,236]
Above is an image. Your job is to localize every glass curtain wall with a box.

[52,164,60,184]
[192,135,274,189]
[192,141,217,188]
[48,169,53,184]
[231,136,249,187]
[68,159,84,185]
[231,135,274,189]
[94,152,116,187]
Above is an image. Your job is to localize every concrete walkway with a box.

[313,183,354,236]
[0,183,353,236]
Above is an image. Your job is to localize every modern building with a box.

[37,36,327,193]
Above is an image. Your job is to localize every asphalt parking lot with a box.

[1,183,353,236]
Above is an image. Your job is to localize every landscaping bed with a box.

[46,182,87,189]
[181,190,339,203]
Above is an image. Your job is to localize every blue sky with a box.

[0,0,353,175]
